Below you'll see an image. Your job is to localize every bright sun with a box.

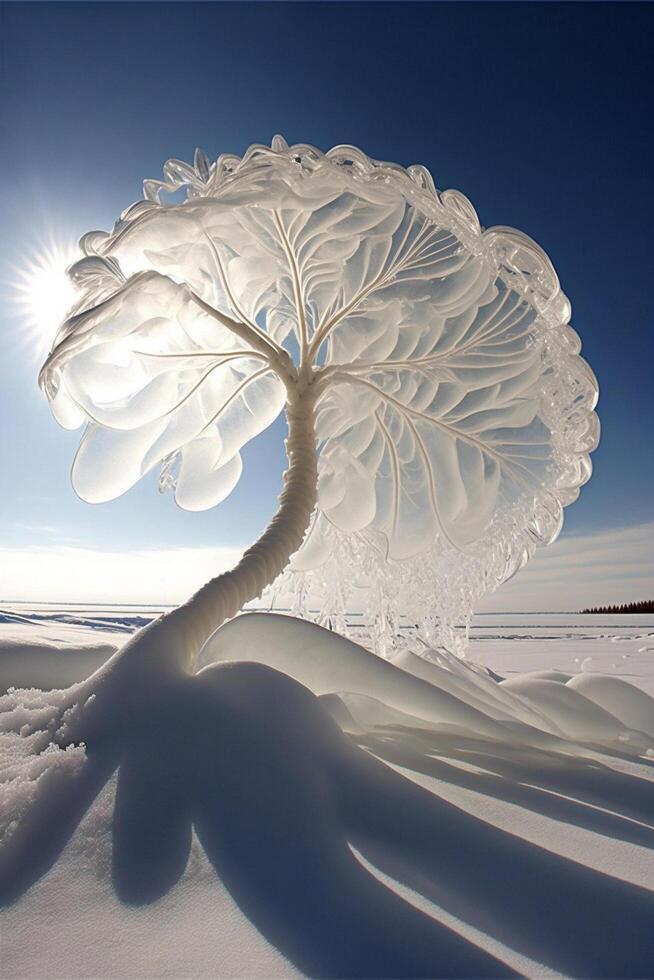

[13,240,79,359]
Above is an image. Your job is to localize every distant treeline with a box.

[581,600,654,614]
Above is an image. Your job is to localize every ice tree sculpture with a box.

[40,136,599,661]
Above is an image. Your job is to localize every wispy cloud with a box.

[0,544,245,605]
[477,521,654,612]
[7,520,67,536]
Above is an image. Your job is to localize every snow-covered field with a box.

[1,607,653,979]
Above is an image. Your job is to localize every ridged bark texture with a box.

[169,392,318,664]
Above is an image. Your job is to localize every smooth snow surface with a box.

[1,609,654,979]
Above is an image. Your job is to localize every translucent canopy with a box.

[40,136,599,652]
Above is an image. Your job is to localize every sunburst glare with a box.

[12,239,79,361]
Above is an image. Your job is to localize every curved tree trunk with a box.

[168,390,319,666]
[45,385,319,750]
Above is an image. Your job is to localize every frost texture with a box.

[39,137,599,654]
[0,686,87,847]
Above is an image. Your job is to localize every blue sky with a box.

[0,1,652,607]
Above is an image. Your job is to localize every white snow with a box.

[1,608,653,979]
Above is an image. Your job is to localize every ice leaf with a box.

[316,274,557,556]
[175,442,243,511]
[40,270,285,508]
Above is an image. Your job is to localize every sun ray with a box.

[11,238,79,363]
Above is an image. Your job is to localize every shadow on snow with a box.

[2,660,654,978]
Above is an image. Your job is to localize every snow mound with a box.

[201,613,654,754]
[0,638,115,694]
[567,672,654,739]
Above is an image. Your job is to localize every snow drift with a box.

[1,611,654,978]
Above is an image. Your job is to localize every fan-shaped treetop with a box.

[40,136,599,655]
